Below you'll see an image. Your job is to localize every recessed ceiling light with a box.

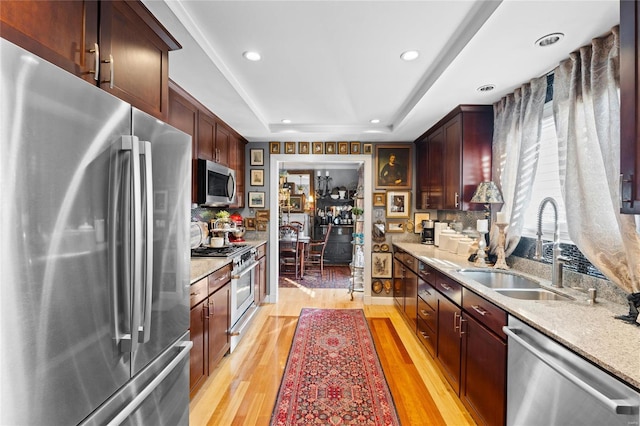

[477,84,496,93]
[281,119,291,124]
[242,51,261,61]
[400,50,419,61]
[535,33,564,47]
[370,119,380,124]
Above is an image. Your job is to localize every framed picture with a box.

[363,143,373,155]
[244,217,256,230]
[269,142,280,154]
[350,141,361,154]
[257,221,268,231]
[289,195,304,212]
[250,169,264,186]
[386,220,405,233]
[298,141,310,154]
[386,191,410,218]
[250,148,264,166]
[284,141,296,154]
[373,192,386,207]
[414,212,431,234]
[338,141,349,154]
[312,141,323,154]
[248,191,265,208]
[255,209,269,221]
[325,141,336,154]
[375,144,412,190]
[371,252,392,278]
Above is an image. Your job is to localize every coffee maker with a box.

[421,220,436,245]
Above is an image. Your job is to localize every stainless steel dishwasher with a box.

[503,316,640,426]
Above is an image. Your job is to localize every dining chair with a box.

[279,224,301,279]
[305,223,332,277]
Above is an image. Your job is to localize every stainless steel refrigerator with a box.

[0,38,192,425]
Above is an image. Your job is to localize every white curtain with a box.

[491,76,547,256]
[553,26,640,294]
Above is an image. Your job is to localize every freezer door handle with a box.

[106,340,193,426]
[138,141,154,344]
[503,326,639,415]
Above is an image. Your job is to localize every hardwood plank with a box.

[189,288,475,425]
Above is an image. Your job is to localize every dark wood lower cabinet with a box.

[460,313,507,426]
[189,269,231,397]
[437,295,462,395]
[208,283,230,373]
[189,299,207,397]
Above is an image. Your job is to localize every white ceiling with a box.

[143,0,619,143]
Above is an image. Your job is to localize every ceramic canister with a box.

[434,222,449,246]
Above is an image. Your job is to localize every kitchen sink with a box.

[456,269,574,301]
[494,289,573,301]
[456,269,541,289]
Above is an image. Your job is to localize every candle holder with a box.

[493,223,509,270]
[474,231,488,267]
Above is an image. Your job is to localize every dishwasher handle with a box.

[503,325,639,415]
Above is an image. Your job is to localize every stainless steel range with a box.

[191,243,258,352]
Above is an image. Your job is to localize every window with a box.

[520,102,572,242]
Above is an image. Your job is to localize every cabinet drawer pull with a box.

[471,305,488,316]
[419,331,430,339]
[440,282,452,291]
[420,309,431,316]
[454,192,459,208]
[453,312,460,331]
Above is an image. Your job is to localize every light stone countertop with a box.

[393,242,640,391]
[189,239,268,284]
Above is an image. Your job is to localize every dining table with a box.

[279,234,310,278]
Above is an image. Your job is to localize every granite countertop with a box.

[190,239,268,284]
[393,242,640,390]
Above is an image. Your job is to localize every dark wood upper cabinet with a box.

[620,0,640,214]
[415,105,493,211]
[0,0,180,120]
[0,1,99,83]
[169,80,247,205]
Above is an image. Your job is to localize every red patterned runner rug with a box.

[270,308,401,425]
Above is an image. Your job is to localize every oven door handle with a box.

[231,260,259,280]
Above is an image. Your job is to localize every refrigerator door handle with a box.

[114,136,143,353]
[138,141,154,343]
[106,340,193,426]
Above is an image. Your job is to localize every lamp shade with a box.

[470,181,504,204]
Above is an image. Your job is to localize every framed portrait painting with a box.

[386,191,410,218]
[269,142,280,154]
[284,141,296,154]
[375,144,412,190]
[298,141,310,154]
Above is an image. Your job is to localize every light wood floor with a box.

[189,288,476,425]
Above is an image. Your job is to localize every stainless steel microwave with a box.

[197,159,236,206]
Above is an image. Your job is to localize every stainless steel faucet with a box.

[534,197,569,288]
